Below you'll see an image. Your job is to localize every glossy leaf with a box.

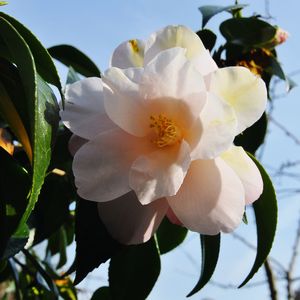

[239,154,277,287]
[0,148,30,258]
[234,113,267,154]
[187,234,221,297]
[48,44,101,77]
[66,66,81,85]
[109,238,160,300]
[199,4,247,28]
[74,198,122,285]
[220,17,276,47]
[91,287,111,300]
[15,74,59,236]
[196,29,217,51]
[156,217,187,254]
[0,12,62,97]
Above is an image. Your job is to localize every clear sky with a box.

[2,1,300,299]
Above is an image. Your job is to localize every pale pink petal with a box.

[68,134,88,156]
[110,39,145,68]
[140,48,207,130]
[191,49,218,76]
[73,128,152,202]
[208,66,267,134]
[97,192,168,245]
[61,77,115,139]
[221,145,263,204]
[144,25,206,64]
[167,158,245,234]
[103,67,149,137]
[187,92,237,160]
[129,140,191,205]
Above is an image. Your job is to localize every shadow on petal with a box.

[97,191,168,245]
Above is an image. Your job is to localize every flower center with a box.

[149,114,182,147]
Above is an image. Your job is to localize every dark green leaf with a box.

[239,154,277,287]
[156,217,187,254]
[23,249,60,297]
[0,17,59,236]
[31,172,72,244]
[0,148,30,258]
[109,238,160,300]
[74,198,122,285]
[0,12,62,98]
[48,45,101,77]
[234,113,267,154]
[66,66,81,85]
[91,287,111,300]
[220,18,276,48]
[187,234,221,297]
[196,29,217,51]
[199,4,247,28]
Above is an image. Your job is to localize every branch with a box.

[264,259,279,300]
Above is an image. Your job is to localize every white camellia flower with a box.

[61,25,267,245]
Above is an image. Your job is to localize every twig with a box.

[264,259,279,300]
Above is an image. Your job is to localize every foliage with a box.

[0,2,287,299]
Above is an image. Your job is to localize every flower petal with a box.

[103,67,149,137]
[110,39,145,68]
[167,158,245,235]
[61,77,115,140]
[73,128,152,202]
[187,92,237,160]
[144,25,217,75]
[208,66,267,133]
[97,192,168,245]
[221,145,263,204]
[68,134,88,156]
[129,140,191,205]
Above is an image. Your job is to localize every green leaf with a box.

[239,154,277,287]
[0,148,30,258]
[156,217,187,254]
[15,74,59,236]
[0,12,62,98]
[109,238,160,300]
[220,17,276,48]
[0,2,8,6]
[234,113,268,154]
[196,29,217,51]
[187,234,221,297]
[91,287,111,300]
[0,17,59,236]
[199,4,247,28]
[48,45,101,77]
[66,66,81,84]
[74,198,122,285]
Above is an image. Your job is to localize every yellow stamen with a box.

[149,114,182,147]
[129,39,139,53]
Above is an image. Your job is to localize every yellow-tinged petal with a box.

[110,39,145,68]
[221,145,263,205]
[208,66,267,134]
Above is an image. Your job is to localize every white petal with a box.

[97,192,168,245]
[208,66,267,133]
[141,48,206,119]
[167,158,245,234]
[191,49,218,76]
[129,141,191,205]
[73,128,152,202]
[221,145,263,204]
[61,77,115,139]
[68,134,88,156]
[187,92,237,160]
[103,67,149,137]
[110,39,145,68]
[144,25,206,64]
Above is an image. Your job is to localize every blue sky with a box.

[2,0,300,299]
